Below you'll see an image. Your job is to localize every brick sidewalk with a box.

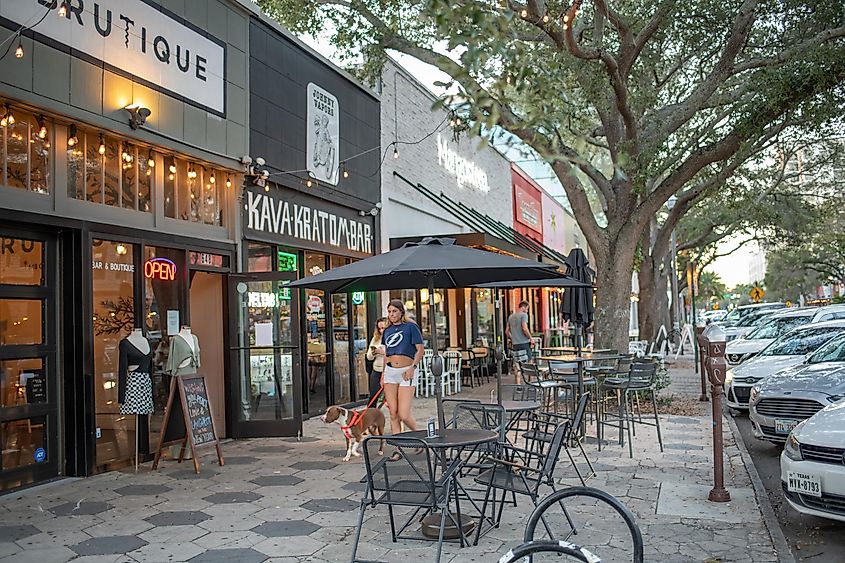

[0,369,779,562]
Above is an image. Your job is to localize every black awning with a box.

[394,172,569,266]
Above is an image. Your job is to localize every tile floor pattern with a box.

[0,381,779,562]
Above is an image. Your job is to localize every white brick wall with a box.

[379,58,514,253]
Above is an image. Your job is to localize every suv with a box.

[718,303,786,328]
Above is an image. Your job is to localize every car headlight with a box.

[784,433,803,461]
[750,385,760,402]
[725,369,734,386]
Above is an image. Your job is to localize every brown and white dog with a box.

[320,405,385,461]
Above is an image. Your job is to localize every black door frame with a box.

[227,272,302,437]
[0,227,59,491]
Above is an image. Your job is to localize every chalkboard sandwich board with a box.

[152,374,224,474]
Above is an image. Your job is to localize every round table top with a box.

[495,400,541,412]
[401,429,498,448]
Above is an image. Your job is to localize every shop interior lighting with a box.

[98,134,106,155]
[37,116,47,139]
[67,124,79,147]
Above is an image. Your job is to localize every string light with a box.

[225,177,232,188]
[37,116,47,139]
[563,14,570,22]
[209,173,216,184]
[98,134,106,155]
[306,178,313,188]
[393,145,400,159]
[14,40,23,59]
[264,184,270,192]
[520,8,528,17]
[147,151,155,168]
[168,164,177,174]
[2,105,15,126]
[58,3,67,17]
[542,14,549,23]
[342,166,349,179]
[67,124,78,147]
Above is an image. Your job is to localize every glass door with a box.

[0,232,58,491]
[228,273,301,437]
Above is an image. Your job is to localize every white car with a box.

[781,400,845,523]
[724,308,837,366]
[725,321,845,410]
[700,310,727,324]
[723,309,779,342]
[717,302,786,328]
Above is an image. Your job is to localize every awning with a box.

[393,172,569,266]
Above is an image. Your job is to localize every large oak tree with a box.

[260,0,845,349]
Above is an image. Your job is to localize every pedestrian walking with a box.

[365,317,387,405]
[381,299,423,433]
[507,300,533,380]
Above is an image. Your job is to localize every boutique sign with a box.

[2,1,226,115]
[244,185,374,258]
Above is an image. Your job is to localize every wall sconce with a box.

[125,104,151,129]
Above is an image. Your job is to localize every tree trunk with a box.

[593,246,637,352]
[638,254,670,343]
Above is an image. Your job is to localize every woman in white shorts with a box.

[378,299,423,433]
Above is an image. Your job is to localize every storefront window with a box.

[0,358,45,408]
[473,289,494,346]
[247,243,274,272]
[1,416,47,471]
[1,109,50,194]
[162,155,224,226]
[0,238,43,285]
[0,299,43,345]
[68,128,152,212]
[304,252,327,414]
[352,293,368,400]
[91,239,136,470]
[332,293,350,404]
[419,288,448,350]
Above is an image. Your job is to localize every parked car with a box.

[700,310,727,324]
[725,321,845,410]
[750,333,845,442]
[725,309,819,366]
[717,302,786,328]
[780,400,845,523]
[724,309,779,342]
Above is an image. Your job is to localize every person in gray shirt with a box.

[507,301,533,369]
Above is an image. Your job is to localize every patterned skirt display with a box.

[120,371,154,415]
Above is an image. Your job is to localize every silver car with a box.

[723,309,779,343]
[725,321,845,410]
[750,333,845,443]
[725,309,817,366]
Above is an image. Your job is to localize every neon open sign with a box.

[144,258,177,281]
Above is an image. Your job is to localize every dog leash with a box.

[342,385,384,438]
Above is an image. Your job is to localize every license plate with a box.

[787,471,822,497]
[775,419,798,434]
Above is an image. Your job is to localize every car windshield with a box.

[761,327,844,357]
[736,312,772,328]
[745,316,811,340]
[807,334,845,364]
[721,309,742,325]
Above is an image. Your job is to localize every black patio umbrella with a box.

[473,276,594,402]
[287,237,562,431]
[561,248,596,352]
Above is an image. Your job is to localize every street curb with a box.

[724,412,795,563]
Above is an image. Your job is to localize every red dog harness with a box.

[341,385,384,439]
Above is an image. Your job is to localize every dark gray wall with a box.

[249,19,381,207]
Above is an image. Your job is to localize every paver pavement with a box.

[0,377,781,562]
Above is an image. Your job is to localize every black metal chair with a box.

[443,398,482,427]
[520,361,561,411]
[473,420,573,545]
[522,392,596,485]
[351,436,462,563]
[598,358,664,457]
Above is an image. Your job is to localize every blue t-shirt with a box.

[383,322,423,359]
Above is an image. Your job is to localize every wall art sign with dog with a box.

[152,374,224,474]
[306,82,339,185]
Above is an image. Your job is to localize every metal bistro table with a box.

[491,400,540,433]
[402,429,498,546]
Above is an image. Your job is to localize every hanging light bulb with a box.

[0,115,6,128]
[520,8,527,17]
[147,151,155,168]
[393,146,399,159]
[342,167,349,179]
[168,163,177,174]
[67,124,78,147]
[58,2,67,17]
[542,14,549,23]
[264,184,270,192]
[6,111,14,126]
[15,40,24,59]
[209,173,216,184]
[225,177,232,188]
[168,172,174,181]
[98,134,106,155]
[306,178,313,188]
[37,116,47,139]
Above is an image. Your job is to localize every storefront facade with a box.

[379,57,519,351]
[0,0,250,491]
[240,17,381,430]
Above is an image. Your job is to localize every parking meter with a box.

[702,324,726,385]
[701,322,730,502]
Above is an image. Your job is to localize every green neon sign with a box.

[278,251,297,272]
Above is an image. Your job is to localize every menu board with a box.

[181,377,216,446]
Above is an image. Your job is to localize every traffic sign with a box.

[785,300,793,308]
[749,287,765,302]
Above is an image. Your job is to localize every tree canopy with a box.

[260,0,845,348]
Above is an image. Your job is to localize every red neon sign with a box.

[144,258,176,281]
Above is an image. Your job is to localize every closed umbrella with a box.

[561,248,596,419]
[287,237,562,430]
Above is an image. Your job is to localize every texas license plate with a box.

[775,419,798,434]
[787,471,821,497]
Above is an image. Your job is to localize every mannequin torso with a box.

[127,329,151,370]
[178,327,194,368]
